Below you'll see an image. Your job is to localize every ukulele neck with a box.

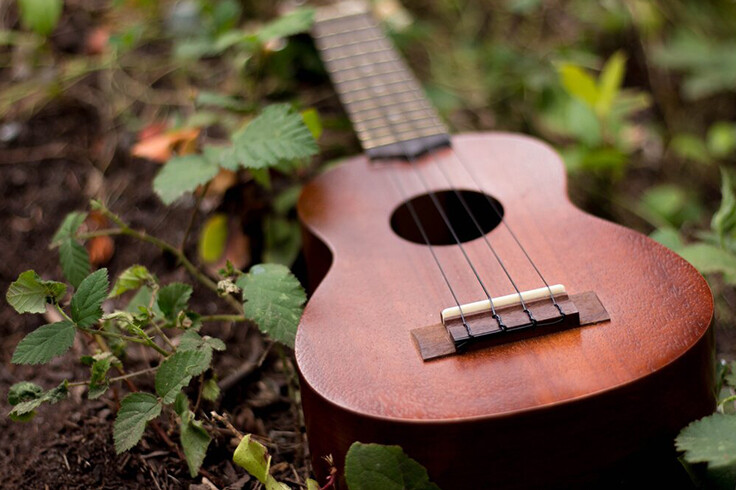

[313,1,450,160]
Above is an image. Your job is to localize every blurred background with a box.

[1,0,736,487]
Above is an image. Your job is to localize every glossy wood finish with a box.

[295,133,715,488]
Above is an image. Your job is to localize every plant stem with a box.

[68,366,158,388]
[199,314,246,323]
[151,322,176,350]
[80,204,244,314]
[180,181,210,252]
[79,326,171,356]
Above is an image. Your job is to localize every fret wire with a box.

[317,35,386,51]
[322,45,394,62]
[339,86,419,104]
[353,108,438,130]
[355,118,441,135]
[338,73,412,92]
[332,67,405,84]
[313,20,375,38]
[345,95,434,114]
[352,106,435,125]
[364,129,447,149]
[357,120,445,141]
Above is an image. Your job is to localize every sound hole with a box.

[390,190,504,245]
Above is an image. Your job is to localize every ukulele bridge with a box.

[411,286,610,361]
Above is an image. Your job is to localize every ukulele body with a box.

[295,133,715,488]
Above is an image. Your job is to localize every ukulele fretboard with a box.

[313,2,450,159]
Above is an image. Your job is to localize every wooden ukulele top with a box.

[295,134,714,421]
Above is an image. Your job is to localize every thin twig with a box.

[180,181,210,252]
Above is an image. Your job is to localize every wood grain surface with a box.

[295,132,715,488]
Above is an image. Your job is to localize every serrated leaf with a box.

[12,321,76,365]
[9,381,68,419]
[201,378,220,402]
[256,7,315,42]
[679,243,736,284]
[155,350,210,404]
[7,270,66,314]
[157,283,193,320]
[173,391,189,417]
[59,239,91,289]
[88,353,120,399]
[109,265,155,298]
[154,154,220,205]
[239,264,306,348]
[18,0,63,37]
[51,212,87,247]
[224,104,318,171]
[559,63,599,109]
[114,393,162,453]
[70,269,109,327]
[345,442,441,490]
[596,51,626,117]
[677,413,736,467]
[181,417,212,477]
[233,434,289,490]
[8,381,43,406]
[713,168,736,245]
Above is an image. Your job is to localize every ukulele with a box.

[295,2,715,488]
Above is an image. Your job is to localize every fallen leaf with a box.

[85,27,110,55]
[132,127,200,163]
[87,236,114,266]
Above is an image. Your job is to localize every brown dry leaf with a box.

[84,211,115,265]
[202,168,238,198]
[131,126,200,163]
[85,27,110,55]
[87,236,115,266]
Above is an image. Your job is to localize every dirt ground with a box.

[0,100,309,488]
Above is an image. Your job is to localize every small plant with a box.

[5,101,319,477]
[225,421,441,490]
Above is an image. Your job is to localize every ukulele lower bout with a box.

[296,133,715,488]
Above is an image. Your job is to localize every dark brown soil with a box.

[0,100,308,488]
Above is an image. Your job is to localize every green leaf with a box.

[263,216,301,266]
[713,168,736,246]
[59,239,91,289]
[301,108,323,140]
[173,391,189,417]
[9,381,68,420]
[153,154,220,205]
[239,264,306,348]
[198,214,228,264]
[650,227,684,251]
[708,122,736,159]
[8,381,43,406]
[671,133,711,165]
[18,0,63,37]
[256,7,315,42]
[678,243,736,284]
[70,269,109,327]
[201,378,220,402]
[225,104,318,170]
[114,393,162,453]
[7,270,66,314]
[596,51,626,117]
[109,265,155,298]
[677,413,736,467]
[51,212,87,247]
[180,417,211,477]
[558,63,599,109]
[12,321,76,365]
[345,442,441,490]
[88,353,120,399]
[307,480,321,490]
[157,283,193,320]
[155,350,210,404]
[233,434,290,490]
